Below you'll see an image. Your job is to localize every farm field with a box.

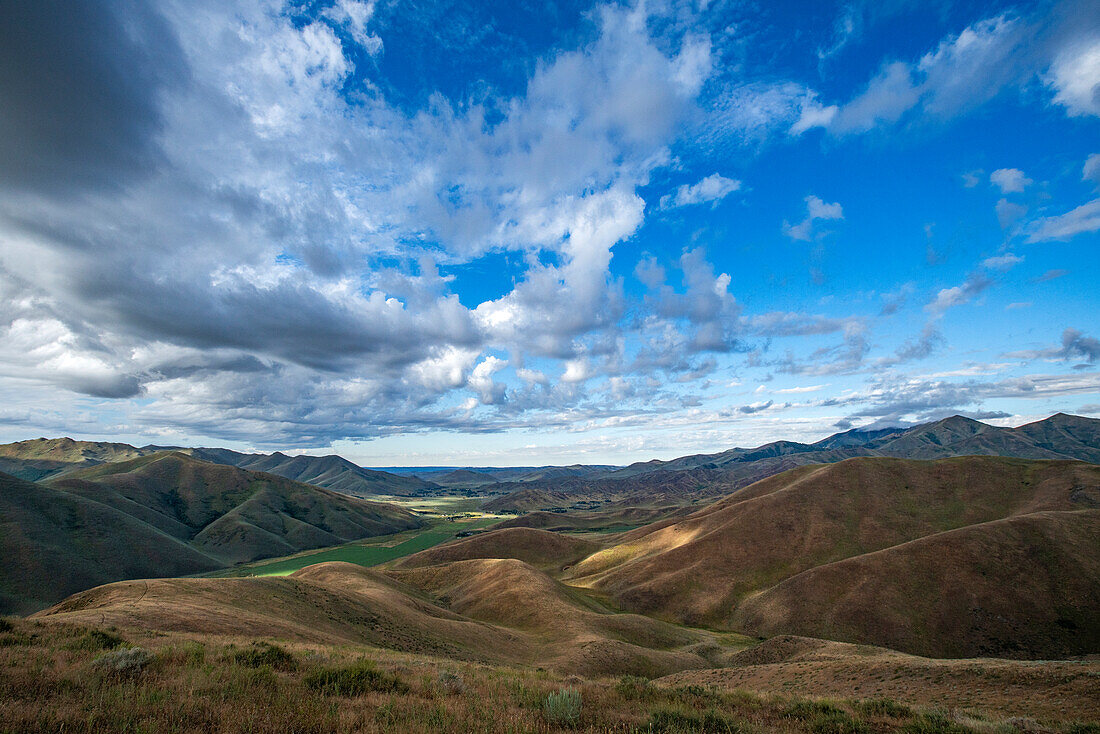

[210,515,500,578]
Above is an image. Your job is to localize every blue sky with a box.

[0,0,1097,465]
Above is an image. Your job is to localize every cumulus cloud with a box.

[659,173,741,209]
[782,195,844,241]
[1047,37,1100,116]
[990,168,1032,193]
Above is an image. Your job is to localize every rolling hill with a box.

[563,456,1100,658]
[0,437,436,497]
[35,559,720,678]
[0,452,423,614]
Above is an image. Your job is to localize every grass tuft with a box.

[855,698,914,719]
[304,660,409,696]
[66,629,126,652]
[228,641,297,671]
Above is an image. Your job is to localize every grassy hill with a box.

[0,453,423,614]
[0,438,437,498]
[394,527,601,572]
[36,559,720,678]
[563,456,1100,658]
[221,451,438,497]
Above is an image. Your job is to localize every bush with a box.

[304,661,408,696]
[786,701,867,734]
[616,675,651,700]
[0,618,12,633]
[903,712,975,734]
[544,688,582,728]
[649,708,745,733]
[92,647,153,679]
[67,629,125,652]
[1066,724,1100,734]
[230,642,297,671]
[436,670,465,695]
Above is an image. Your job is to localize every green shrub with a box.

[648,707,746,733]
[616,675,651,700]
[92,647,153,679]
[304,661,408,696]
[229,642,296,671]
[67,629,125,652]
[903,711,975,734]
[544,687,582,728]
[785,700,867,734]
[854,698,913,718]
[785,700,846,720]
[1067,724,1100,734]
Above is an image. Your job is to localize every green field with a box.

[210,516,499,578]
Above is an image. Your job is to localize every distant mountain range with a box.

[2,414,1098,514]
[0,438,436,497]
[0,451,423,614]
[480,413,1100,510]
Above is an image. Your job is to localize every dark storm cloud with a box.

[0,0,185,197]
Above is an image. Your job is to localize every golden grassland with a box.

[2,617,1098,734]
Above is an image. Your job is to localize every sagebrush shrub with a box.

[544,688,581,728]
[437,670,465,695]
[92,647,153,678]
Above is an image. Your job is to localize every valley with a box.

[2,414,1099,732]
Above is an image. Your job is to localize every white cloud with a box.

[1084,153,1100,185]
[981,253,1023,271]
[1026,198,1100,242]
[990,168,1032,193]
[1048,38,1100,116]
[783,195,844,241]
[925,272,993,318]
[995,198,1028,229]
[660,173,741,209]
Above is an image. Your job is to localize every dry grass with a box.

[1,617,1096,734]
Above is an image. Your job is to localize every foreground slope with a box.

[35,560,716,677]
[0,453,423,613]
[565,456,1100,658]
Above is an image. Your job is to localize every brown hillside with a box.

[394,527,600,571]
[656,635,1100,721]
[35,560,718,678]
[0,470,222,615]
[564,456,1100,658]
[731,509,1100,658]
[1,453,423,613]
[52,452,424,565]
